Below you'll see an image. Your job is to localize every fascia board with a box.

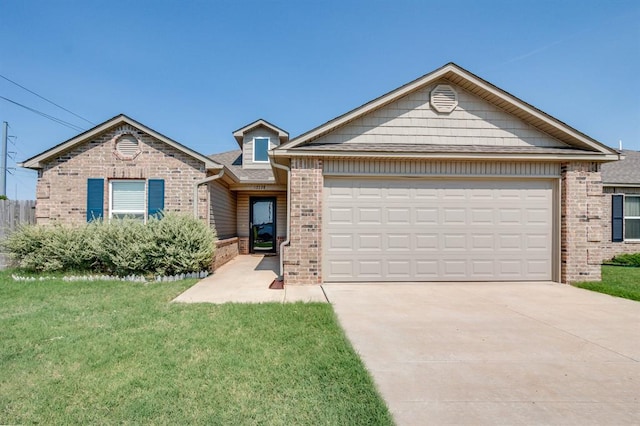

[272,149,621,162]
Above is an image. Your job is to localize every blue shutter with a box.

[147,179,165,218]
[87,178,104,222]
[612,194,624,242]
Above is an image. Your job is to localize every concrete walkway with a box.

[173,255,327,304]
[323,282,640,426]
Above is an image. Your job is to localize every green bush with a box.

[3,213,216,276]
[609,252,640,267]
[149,214,216,276]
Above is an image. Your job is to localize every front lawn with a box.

[0,272,392,425]
[574,265,640,301]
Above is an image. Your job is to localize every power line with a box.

[0,73,95,126]
[0,96,85,132]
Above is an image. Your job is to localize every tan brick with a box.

[36,125,209,225]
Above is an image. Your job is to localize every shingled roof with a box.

[209,150,276,182]
[601,150,640,186]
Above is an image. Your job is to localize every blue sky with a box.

[1,0,639,200]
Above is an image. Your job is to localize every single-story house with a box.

[22,62,632,284]
[601,149,640,260]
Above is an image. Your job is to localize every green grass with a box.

[0,271,392,425]
[574,265,640,301]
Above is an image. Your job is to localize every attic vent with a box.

[430,84,458,113]
[115,134,140,159]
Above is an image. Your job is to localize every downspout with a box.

[193,169,224,219]
[269,156,290,281]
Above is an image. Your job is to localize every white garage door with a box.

[323,178,554,282]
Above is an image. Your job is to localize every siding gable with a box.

[310,82,569,148]
[242,127,280,169]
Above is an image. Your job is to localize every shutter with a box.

[612,194,624,242]
[147,179,165,218]
[87,178,104,221]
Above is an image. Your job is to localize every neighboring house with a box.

[21,63,626,284]
[601,150,640,260]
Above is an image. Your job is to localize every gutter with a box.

[269,155,291,281]
[193,169,224,219]
[271,149,622,162]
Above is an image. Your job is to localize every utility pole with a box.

[1,121,7,196]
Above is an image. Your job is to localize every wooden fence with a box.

[0,200,36,268]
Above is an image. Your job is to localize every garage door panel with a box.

[358,208,382,224]
[416,208,438,224]
[324,178,553,282]
[443,234,467,250]
[387,234,411,250]
[443,208,466,224]
[387,208,411,224]
[415,234,438,250]
[328,207,353,224]
[328,234,353,250]
[470,208,494,224]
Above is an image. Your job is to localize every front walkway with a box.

[173,255,327,304]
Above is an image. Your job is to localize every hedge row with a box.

[609,253,640,267]
[3,213,216,276]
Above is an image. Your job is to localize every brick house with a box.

[22,63,629,284]
[601,150,640,260]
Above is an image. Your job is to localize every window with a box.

[110,180,146,220]
[625,196,640,240]
[253,137,270,162]
[86,178,164,223]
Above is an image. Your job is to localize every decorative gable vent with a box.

[114,134,141,160]
[430,84,458,113]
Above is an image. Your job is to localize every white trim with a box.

[624,195,640,241]
[109,179,147,221]
[272,149,620,162]
[252,137,271,163]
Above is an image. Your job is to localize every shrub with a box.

[3,224,92,272]
[609,253,640,267]
[149,213,216,276]
[87,218,157,276]
[3,213,216,276]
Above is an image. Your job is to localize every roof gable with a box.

[233,119,289,147]
[277,63,618,156]
[21,114,222,170]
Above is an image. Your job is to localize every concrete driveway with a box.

[322,282,640,425]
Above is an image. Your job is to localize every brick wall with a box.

[601,187,640,260]
[212,237,239,270]
[36,124,209,224]
[283,157,323,285]
[561,162,603,283]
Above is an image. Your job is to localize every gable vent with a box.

[115,134,140,159]
[430,84,458,113]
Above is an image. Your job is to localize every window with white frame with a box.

[253,137,270,163]
[110,180,146,220]
[625,196,640,240]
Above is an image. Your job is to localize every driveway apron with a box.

[322,282,640,426]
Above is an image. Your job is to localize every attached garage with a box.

[323,177,557,282]
[272,63,621,285]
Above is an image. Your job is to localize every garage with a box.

[323,177,555,282]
